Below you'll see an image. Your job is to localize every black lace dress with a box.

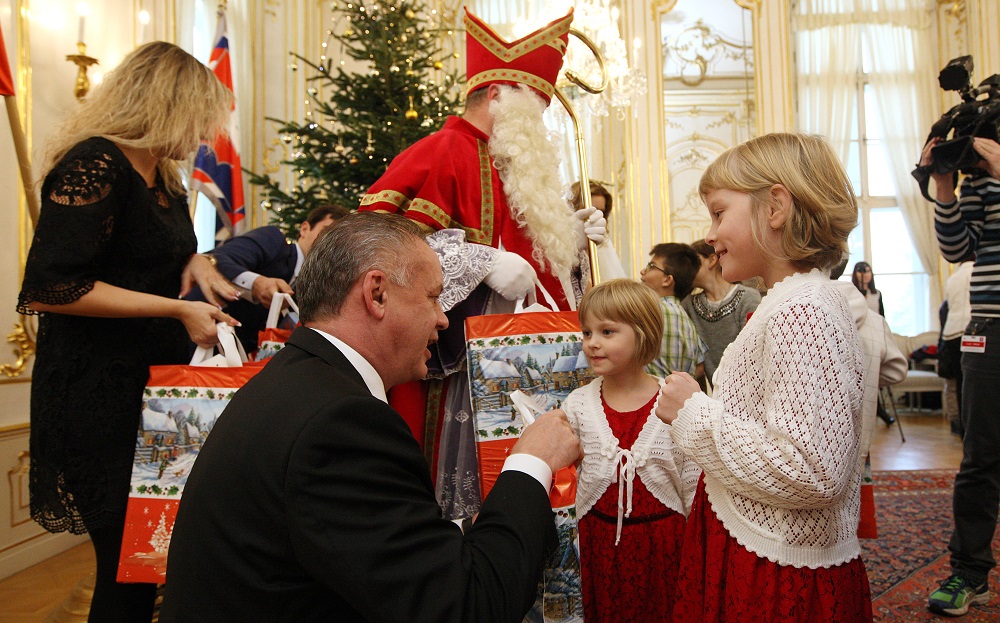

[17,137,196,534]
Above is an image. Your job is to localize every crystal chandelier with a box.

[512,0,647,118]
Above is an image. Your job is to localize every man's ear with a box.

[362,271,388,319]
[768,184,793,230]
[662,273,675,290]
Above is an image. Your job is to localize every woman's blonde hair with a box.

[698,133,857,271]
[41,41,232,196]
[578,278,663,366]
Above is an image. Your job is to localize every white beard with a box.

[488,85,577,275]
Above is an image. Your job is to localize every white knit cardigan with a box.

[563,377,701,543]
[671,269,866,569]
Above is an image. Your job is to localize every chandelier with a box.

[512,0,647,119]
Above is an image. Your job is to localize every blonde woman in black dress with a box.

[17,42,239,622]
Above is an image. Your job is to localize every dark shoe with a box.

[928,574,990,616]
[876,404,895,426]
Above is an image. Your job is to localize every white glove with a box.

[574,207,607,248]
[483,251,538,301]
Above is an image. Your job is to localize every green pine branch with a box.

[247,0,464,235]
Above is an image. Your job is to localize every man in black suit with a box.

[160,212,582,623]
[195,204,349,351]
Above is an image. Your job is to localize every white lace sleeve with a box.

[425,229,497,312]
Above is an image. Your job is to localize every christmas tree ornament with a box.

[405,96,418,120]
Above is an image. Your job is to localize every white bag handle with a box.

[265,292,299,329]
[509,390,547,426]
[190,322,247,368]
[514,277,560,313]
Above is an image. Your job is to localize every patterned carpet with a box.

[862,469,1000,621]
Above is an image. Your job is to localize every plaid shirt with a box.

[646,296,705,377]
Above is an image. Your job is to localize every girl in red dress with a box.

[561,279,701,622]
[655,133,873,622]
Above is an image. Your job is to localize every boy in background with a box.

[640,243,706,381]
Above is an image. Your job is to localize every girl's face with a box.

[581,313,641,379]
[704,189,769,285]
[855,267,872,288]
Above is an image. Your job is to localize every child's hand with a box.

[655,372,701,424]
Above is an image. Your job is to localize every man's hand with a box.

[251,276,294,308]
[510,409,582,474]
[573,207,607,249]
[483,251,537,300]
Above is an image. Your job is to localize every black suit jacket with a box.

[160,327,556,623]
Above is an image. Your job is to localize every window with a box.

[840,57,931,337]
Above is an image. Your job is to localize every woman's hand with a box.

[176,300,239,347]
[654,372,701,425]
[180,254,241,308]
[919,138,958,204]
[973,137,1000,179]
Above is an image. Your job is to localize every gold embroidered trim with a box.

[466,70,555,98]
[360,189,411,210]
[465,13,570,63]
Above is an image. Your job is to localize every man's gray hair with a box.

[296,211,425,322]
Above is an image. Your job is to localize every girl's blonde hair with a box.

[578,278,663,366]
[41,41,233,196]
[698,133,857,271]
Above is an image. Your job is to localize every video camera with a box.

[912,55,1000,201]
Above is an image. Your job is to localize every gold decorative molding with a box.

[0,317,36,380]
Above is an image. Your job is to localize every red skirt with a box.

[672,478,873,623]
[579,506,685,622]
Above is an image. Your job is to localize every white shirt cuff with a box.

[234,271,261,292]
[501,453,553,492]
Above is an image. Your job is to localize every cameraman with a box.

[918,136,1000,617]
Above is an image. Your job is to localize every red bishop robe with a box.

[360,116,569,310]
[360,116,571,461]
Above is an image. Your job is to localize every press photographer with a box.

[913,55,1000,201]
[913,56,1000,618]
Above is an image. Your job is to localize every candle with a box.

[78,15,85,43]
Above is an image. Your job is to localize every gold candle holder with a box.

[66,42,98,100]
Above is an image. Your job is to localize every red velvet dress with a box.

[578,393,686,622]
[671,477,873,622]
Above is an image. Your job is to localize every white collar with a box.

[308,328,387,403]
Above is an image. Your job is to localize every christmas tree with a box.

[246,0,464,237]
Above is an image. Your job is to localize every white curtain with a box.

[791,0,862,164]
[792,0,940,290]
[865,2,939,286]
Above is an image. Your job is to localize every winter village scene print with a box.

[117,384,234,583]
[467,330,592,622]
[468,332,594,440]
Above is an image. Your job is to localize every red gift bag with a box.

[857,454,878,539]
[117,324,264,583]
[466,291,591,622]
[255,293,298,361]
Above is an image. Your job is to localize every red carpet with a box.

[861,469,1000,621]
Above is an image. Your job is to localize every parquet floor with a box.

[0,411,964,623]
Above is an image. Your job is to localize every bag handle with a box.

[509,390,547,426]
[514,277,559,313]
[265,293,299,329]
[190,322,248,367]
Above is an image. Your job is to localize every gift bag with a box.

[117,324,264,583]
[255,293,299,361]
[466,290,593,623]
[857,454,878,539]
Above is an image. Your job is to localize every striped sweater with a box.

[935,173,1000,319]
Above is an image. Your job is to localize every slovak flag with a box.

[191,9,245,242]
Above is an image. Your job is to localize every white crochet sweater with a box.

[563,377,701,543]
[671,270,866,569]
